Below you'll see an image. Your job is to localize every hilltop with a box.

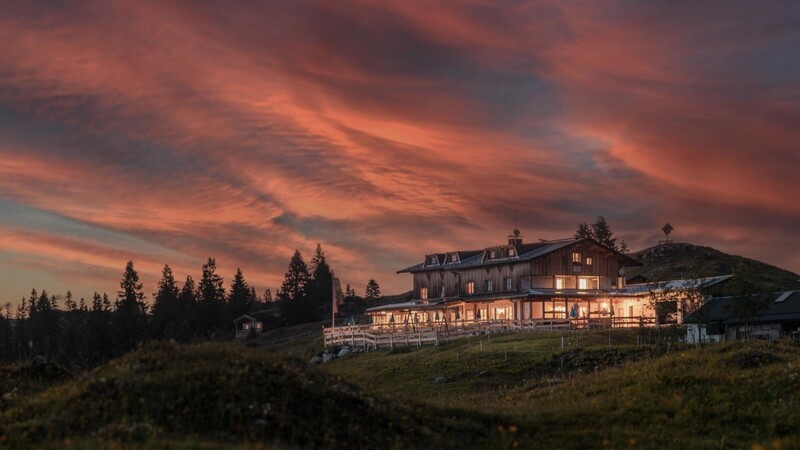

[627,242,799,293]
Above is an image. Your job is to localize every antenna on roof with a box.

[508,214,523,245]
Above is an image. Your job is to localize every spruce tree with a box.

[178,275,198,341]
[306,244,333,306]
[263,288,273,303]
[114,261,149,354]
[151,264,180,340]
[197,257,226,336]
[278,250,310,302]
[365,279,381,301]
[591,216,617,250]
[64,291,77,312]
[574,222,592,240]
[278,250,318,324]
[228,268,253,320]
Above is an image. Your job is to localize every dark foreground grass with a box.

[3,330,800,449]
[0,342,510,449]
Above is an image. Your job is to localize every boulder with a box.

[322,352,335,363]
[337,347,351,358]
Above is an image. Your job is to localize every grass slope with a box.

[629,243,800,292]
[323,330,800,449]
[0,342,505,449]
[3,329,800,449]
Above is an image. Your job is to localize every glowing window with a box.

[420,287,428,299]
[509,248,516,256]
[586,257,593,266]
[555,277,566,289]
[572,252,581,263]
[466,281,475,295]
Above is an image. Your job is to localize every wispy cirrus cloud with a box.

[0,0,798,302]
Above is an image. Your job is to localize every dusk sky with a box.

[1,1,799,304]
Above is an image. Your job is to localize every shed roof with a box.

[684,290,800,325]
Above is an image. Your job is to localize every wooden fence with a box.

[323,316,658,349]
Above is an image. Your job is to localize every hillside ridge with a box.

[628,242,799,292]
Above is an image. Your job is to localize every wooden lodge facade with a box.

[322,231,733,348]
[366,232,653,330]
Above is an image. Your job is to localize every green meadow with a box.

[2,326,800,449]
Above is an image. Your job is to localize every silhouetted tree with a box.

[263,288,273,303]
[197,257,226,336]
[278,250,318,324]
[151,264,181,340]
[228,268,254,321]
[306,244,333,307]
[365,279,381,301]
[278,250,310,302]
[113,261,149,354]
[575,222,592,240]
[591,216,617,250]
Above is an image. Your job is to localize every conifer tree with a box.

[278,250,318,324]
[228,268,253,320]
[197,257,226,336]
[113,261,149,353]
[306,244,333,306]
[178,275,198,341]
[151,264,180,340]
[574,222,592,239]
[64,290,77,312]
[263,288,273,303]
[591,216,617,250]
[278,250,310,302]
[365,279,381,301]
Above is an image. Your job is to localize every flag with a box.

[332,278,344,315]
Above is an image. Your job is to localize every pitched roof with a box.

[684,290,800,324]
[397,237,640,273]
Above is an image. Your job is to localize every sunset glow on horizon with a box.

[1,1,799,304]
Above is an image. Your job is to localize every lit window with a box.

[572,252,581,263]
[466,281,475,295]
[586,257,593,266]
[486,279,493,292]
[420,287,428,299]
[578,278,588,289]
[490,251,496,258]
[255,322,262,330]
[509,248,516,256]
[555,277,566,289]
[505,277,513,291]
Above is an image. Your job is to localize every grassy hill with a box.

[3,328,800,448]
[628,243,800,293]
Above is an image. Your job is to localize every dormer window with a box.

[509,248,516,257]
[427,256,439,266]
[490,250,496,259]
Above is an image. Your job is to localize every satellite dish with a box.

[513,229,521,237]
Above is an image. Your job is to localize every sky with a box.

[1,1,799,304]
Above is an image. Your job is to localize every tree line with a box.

[0,244,381,367]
